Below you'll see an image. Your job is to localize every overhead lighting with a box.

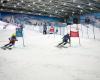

[72,14,74,15]
[50,15,52,17]
[55,11,58,13]
[33,2,35,4]
[20,11,23,13]
[77,5,81,8]
[90,8,93,10]
[48,7,51,10]
[73,0,76,2]
[43,9,45,11]
[63,3,66,5]
[72,12,75,14]
[21,0,24,3]
[7,0,10,1]
[80,10,83,12]
[28,4,31,7]
[17,3,20,5]
[1,0,3,3]
[14,5,16,8]
[88,3,91,6]
[39,13,41,15]
[28,12,31,14]
[56,5,58,7]
[49,0,52,3]
[61,10,64,12]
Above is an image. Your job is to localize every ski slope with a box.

[0,21,100,80]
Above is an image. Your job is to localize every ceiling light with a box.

[80,10,83,12]
[39,13,41,15]
[21,0,24,3]
[14,5,16,8]
[55,11,58,13]
[49,7,51,9]
[56,5,58,7]
[1,0,3,3]
[88,3,91,6]
[33,2,35,4]
[28,4,31,7]
[20,11,23,13]
[50,15,52,17]
[63,3,66,5]
[28,12,31,14]
[49,0,52,3]
[17,3,20,5]
[77,5,81,8]
[90,8,93,10]
[72,12,75,14]
[62,10,64,12]
[73,0,76,2]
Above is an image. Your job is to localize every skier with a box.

[43,23,47,34]
[57,33,70,47]
[1,33,18,49]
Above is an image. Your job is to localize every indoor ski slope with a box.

[0,22,100,80]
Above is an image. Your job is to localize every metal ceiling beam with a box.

[0,0,100,18]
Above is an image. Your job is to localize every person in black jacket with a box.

[43,23,47,34]
[57,33,70,47]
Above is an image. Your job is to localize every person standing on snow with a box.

[43,23,47,34]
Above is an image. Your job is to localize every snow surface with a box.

[0,22,100,80]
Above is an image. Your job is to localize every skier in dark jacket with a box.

[3,34,18,48]
[57,33,70,47]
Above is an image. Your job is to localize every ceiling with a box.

[0,0,100,18]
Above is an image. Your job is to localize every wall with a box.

[80,13,100,28]
[0,12,64,25]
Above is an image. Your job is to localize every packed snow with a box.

[0,21,100,80]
